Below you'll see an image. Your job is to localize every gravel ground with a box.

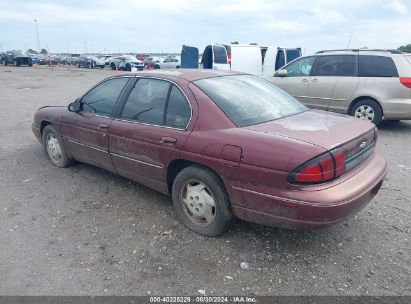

[0,65,409,296]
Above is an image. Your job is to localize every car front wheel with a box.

[350,99,383,125]
[172,165,233,236]
[42,125,74,168]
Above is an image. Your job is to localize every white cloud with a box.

[384,0,409,15]
[312,8,346,24]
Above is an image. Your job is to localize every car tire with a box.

[42,125,74,168]
[90,61,94,69]
[100,66,104,69]
[110,63,116,70]
[176,65,180,69]
[126,63,131,71]
[77,62,80,68]
[350,99,383,125]
[172,165,233,236]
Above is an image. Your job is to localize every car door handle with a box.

[97,123,109,130]
[311,78,318,82]
[160,136,177,144]
[301,78,308,82]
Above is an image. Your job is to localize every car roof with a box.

[122,69,246,82]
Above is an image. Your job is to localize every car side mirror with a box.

[276,69,288,77]
[68,100,81,112]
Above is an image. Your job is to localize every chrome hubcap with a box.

[46,134,62,163]
[181,180,216,226]
[354,105,375,121]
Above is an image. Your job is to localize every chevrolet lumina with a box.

[32,70,387,236]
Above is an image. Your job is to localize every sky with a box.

[0,0,410,55]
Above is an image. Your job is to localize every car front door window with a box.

[285,56,315,77]
[81,78,129,116]
[120,78,170,125]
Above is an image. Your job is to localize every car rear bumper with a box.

[382,98,411,120]
[230,153,387,230]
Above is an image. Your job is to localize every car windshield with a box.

[124,55,136,61]
[13,50,27,56]
[194,75,307,127]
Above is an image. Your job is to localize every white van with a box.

[200,43,262,74]
[181,44,301,76]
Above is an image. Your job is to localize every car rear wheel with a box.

[42,125,74,168]
[172,165,233,236]
[350,99,382,125]
[110,63,116,70]
[126,63,131,71]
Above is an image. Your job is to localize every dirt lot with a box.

[0,65,409,296]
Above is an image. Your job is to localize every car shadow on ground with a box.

[378,120,411,131]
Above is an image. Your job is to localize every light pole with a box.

[34,19,41,53]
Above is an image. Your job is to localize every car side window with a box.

[313,55,356,77]
[121,78,170,125]
[358,55,398,77]
[283,56,315,76]
[81,78,129,116]
[165,85,191,129]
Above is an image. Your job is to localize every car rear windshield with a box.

[194,75,307,127]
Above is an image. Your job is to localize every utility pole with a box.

[34,19,41,53]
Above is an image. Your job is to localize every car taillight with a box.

[227,53,231,65]
[288,149,346,184]
[400,77,411,89]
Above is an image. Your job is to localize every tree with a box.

[398,44,411,53]
[40,48,48,54]
[27,49,38,54]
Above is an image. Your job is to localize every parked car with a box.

[32,70,387,236]
[108,55,144,71]
[36,54,50,65]
[27,54,38,65]
[49,55,63,65]
[75,56,105,69]
[3,50,32,66]
[137,53,156,69]
[269,49,411,125]
[67,54,81,66]
[154,57,180,69]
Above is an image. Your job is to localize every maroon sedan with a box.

[32,70,387,236]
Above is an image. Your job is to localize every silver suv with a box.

[269,49,411,125]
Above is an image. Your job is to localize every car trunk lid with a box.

[244,110,377,175]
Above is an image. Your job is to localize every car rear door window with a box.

[165,85,191,129]
[213,45,228,64]
[358,55,398,77]
[121,78,170,125]
[81,77,129,116]
[313,55,356,76]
